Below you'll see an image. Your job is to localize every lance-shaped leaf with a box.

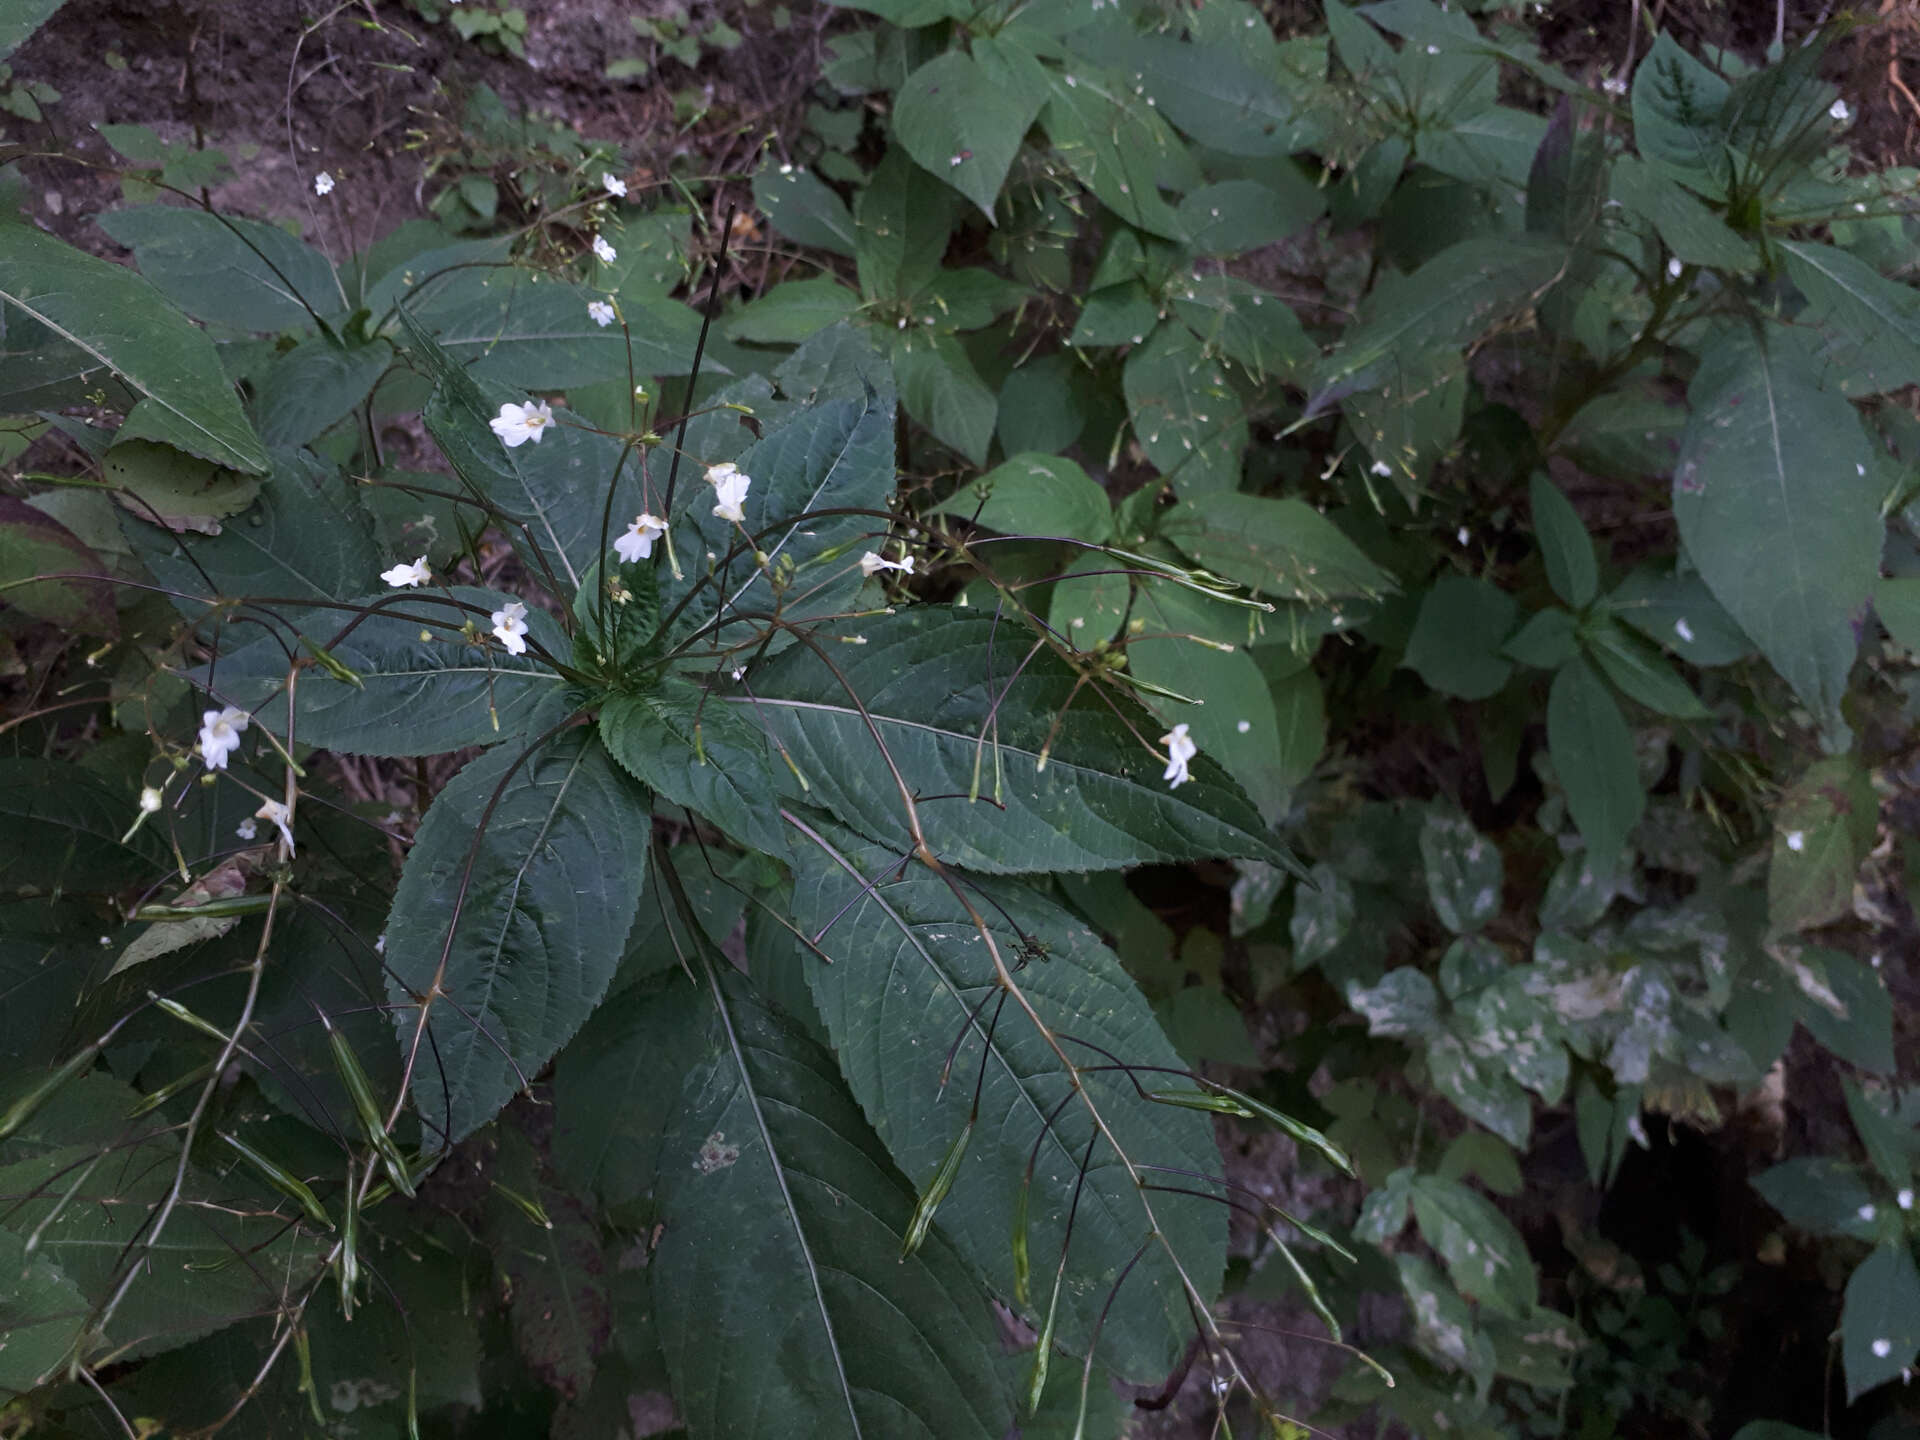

[1673,327,1879,737]
[402,311,646,594]
[0,1227,87,1396]
[124,448,379,625]
[1161,491,1394,603]
[737,608,1288,873]
[599,677,786,855]
[96,206,343,334]
[894,49,1045,220]
[206,586,569,757]
[663,371,897,648]
[1042,66,1197,240]
[383,727,652,1145]
[1123,324,1249,496]
[647,966,1015,1439]
[0,224,268,473]
[789,827,1228,1379]
[1780,239,1920,396]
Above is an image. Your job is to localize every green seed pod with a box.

[219,1131,333,1231]
[901,1119,971,1260]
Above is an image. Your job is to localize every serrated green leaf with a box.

[1781,238,1920,396]
[932,452,1111,541]
[790,826,1225,1379]
[404,312,643,594]
[96,206,342,334]
[599,678,785,854]
[894,49,1044,220]
[0,224,267,472]
[1674,328,1879,737]
[1842,1244,1920,1401]
[383,728,652,1145]
[1630,32,1732,196]
[650,963,1015,1438]
[738,607,1289,873]
[206,586,567,757]
[0,1226,85,1396]
[1547,658,1643,875]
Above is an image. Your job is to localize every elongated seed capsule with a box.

[320,1010,415,1198]
[219,1132,333,1231]
[151,993,233,1045]
[301,636,365,688]
[0,1041,103,1141]
[1264,1202,1356,1264]
[1145,1087,1256,1117]
[1011,1179,1032,1307]
[133,895,275,922]
[1026,1270,1065,1415]
[1268,1230,1341,1343]
[126,1062,217,1118]
[1205,1083,1355,1176]
[336,1157,360,1319]
[406,1364,421,1440]
[901,1119,972,1260]
[490,1180,553,1230]
[295,1326,325,1426]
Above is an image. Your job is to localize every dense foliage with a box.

[0,0,1916,1437]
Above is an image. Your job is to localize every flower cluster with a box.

[1161,723,1196,790]
[707,462,751,524]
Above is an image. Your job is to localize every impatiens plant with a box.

[3,0,1919,1434]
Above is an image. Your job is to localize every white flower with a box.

[375,934,386,955]
[236,818,258,840]
[490,399,555,448]
[859,551,914,577]
[614,512,669,563]
[198,706,250,770]
[1830,99,1851,123]
[1457,526,1470,546]
[1860,1204,1878,1221]
[1899,1188,1914,1210]
[139,786,163,814]
[1161,723,1197,790]
[706,461,751,524]
[381,555,431,588]
[1873,1338,1893,1359]
[491,600,530,656]
[587,299,616,328]
[1784,829,1806,852]
[314,171,334,196]
[591,233,617,265]
[1235,719,1251,734]
[602,172,627,198]
[1674,617,1695,643]
[256,799,295,856]
[1370,459,1392,478]
[1601,75,1628,97]
[1667,257,1684,279]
